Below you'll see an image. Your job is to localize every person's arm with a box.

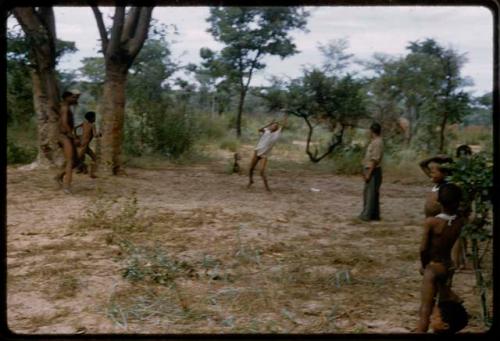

[363,139,382,182]
[258,120,276,133]
[92,123,101,138]
[419,155,453,177]
[278,114,289,131]
[419,219,433,273]
[73,123,83,136]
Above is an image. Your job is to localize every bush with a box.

[219,136,241,152]
[331,144,364,175]
[7,140,37,164]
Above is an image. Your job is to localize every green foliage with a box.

[203,7,310,135]
[331,144,364,175]
[219,136,241,152]
[446,152,493,326]
[7,140,37,164]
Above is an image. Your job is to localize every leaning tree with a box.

[11,7,75,168]
[90,6,154,174]
[261,68,369,163]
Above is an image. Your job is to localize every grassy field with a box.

[6,124,493,334]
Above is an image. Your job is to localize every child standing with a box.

[74,111,101,178]
[416,183,466,333]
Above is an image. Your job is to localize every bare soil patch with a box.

[6,151,491,334]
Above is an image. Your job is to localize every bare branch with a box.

[107,6,126,56]
[37,7,56,43]
[91,6,109,54]
[121,7,141,43]
[303,117,345,163]
[127,7,153,59]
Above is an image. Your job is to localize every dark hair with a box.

[370,122,381,135]
[62,91,74,99]
[438,183,462,211]
[436,300,468,334]
[85,111,96,122]
[456,144,472,158]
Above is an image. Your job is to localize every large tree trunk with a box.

[91,6,154,174]
[14,8,62,170]
[100,65,128,174]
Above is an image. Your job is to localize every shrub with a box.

[7,140,37,164]
[331,144,364,175]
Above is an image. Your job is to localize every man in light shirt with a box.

[247,114,288,192]
[359,122,384,221]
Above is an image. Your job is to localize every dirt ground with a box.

[6,145,492,334]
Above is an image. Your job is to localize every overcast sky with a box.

[8,6,494,95]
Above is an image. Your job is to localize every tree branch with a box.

[303,117,345,163]
[121,7,141,44]
[91,6,109,54]
[107,6,126,56]
[127,7,153,59]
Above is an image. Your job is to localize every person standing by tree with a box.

[54,89,80,194]
[74,111,101,178]
[359,122,384,221]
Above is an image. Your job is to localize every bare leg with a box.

[248,152,260,188]
[452,238,466,270]
[416,266,439,332]
[260,157,271,192]
[60,136,74,193]
[87,147,98,178]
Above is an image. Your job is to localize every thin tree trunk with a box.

[236,88,246,137]
[438,113,448,152]
[100,66,128,174]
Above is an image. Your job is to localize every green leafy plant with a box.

[446,152,493,326]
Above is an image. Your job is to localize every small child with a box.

[416,183,465,333]
[74,111,101,178]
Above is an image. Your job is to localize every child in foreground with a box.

[416,183,467,333]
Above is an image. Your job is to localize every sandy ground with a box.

[6,146,492,334]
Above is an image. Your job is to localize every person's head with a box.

[370,122,381,137]
[429,158,452,184]
[430,300,468,334]
[456,145,472,158]
[270,122,280,132]
[85,111,96,123]
[438,183,462,213]
[62,89,80,105]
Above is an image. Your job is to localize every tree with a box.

[91,6,154,174]
[261,68,368,163]
[11,8,77,168]
[407,39,472,152]
[447,153,493,327]
[203,7,309,137]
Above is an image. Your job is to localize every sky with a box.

[8,6,494,95]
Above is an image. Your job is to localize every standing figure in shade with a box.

[54,89,80,194]
[247,114,288,192]
[359,122,384,221]
[74,111,101,178]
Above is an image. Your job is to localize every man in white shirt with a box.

[247,114,288,192]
